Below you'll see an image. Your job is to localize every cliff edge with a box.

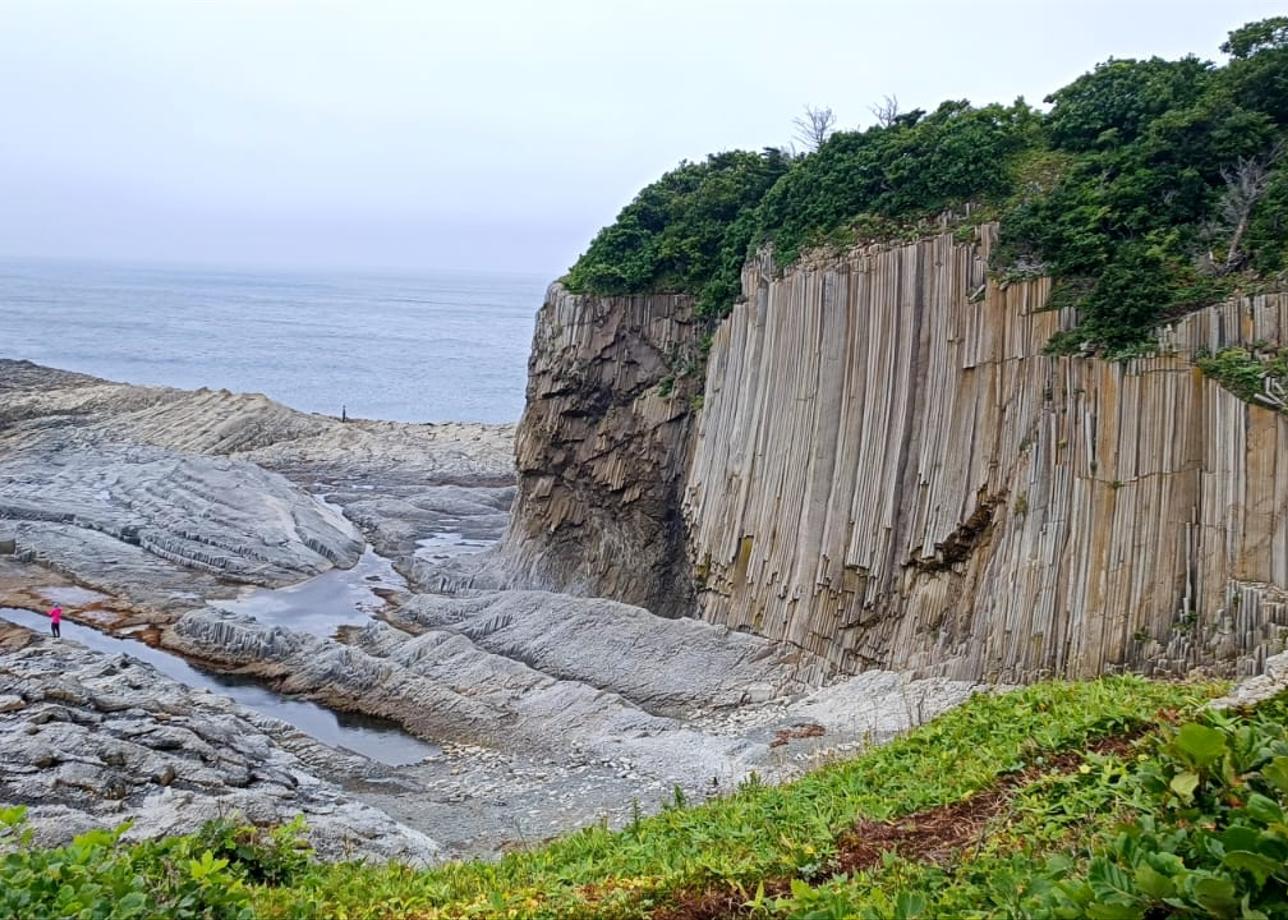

[501,228,1288,684]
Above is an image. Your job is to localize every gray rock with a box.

[0,623,440,863]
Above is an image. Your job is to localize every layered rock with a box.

[494,285,701,616]
[686,229,1288,682]
[0,360,515,613]
[0,622,439,863]
[162,589,821,784]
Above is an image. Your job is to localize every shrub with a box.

[564,148,790,318]
[567,18,1288,349]
[0,809,309,920]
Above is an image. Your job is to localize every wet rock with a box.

[0,624,440,864]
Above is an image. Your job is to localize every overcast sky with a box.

[0,0,1282,277]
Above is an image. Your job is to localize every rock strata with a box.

[0,622,439,863]
[0,360,515,614]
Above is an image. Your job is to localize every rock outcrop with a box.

[689,230,1288,682]
[0,360,515,614]
[501,228,1288,684]
[495,286,701,616]
[0,622,439,863]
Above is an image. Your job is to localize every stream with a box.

[0,606,437,766]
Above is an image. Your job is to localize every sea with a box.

[0,258,550,424]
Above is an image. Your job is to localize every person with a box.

[48,605,61,639]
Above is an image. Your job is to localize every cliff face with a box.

[504,230,1288,684]
[686,228,1288,683]
[498,284,701,617]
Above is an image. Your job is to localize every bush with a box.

[1197,345,1288,408]
[568,18,1288,349]
[564,149,790,318]
[0,809,310,920]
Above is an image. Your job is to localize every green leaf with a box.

[1174,723,1227,770]
[116,891,148,917]
[894,890,927,919]
[1192,876,1240,916]
[1224,850,1280,886]
[1086,903,1145,920]
[1245,794,1285,825]
[1261,756,1288,796]
[1134,863,1176,900]
[1170,771,1200,802]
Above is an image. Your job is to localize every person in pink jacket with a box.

[48,606,61,639]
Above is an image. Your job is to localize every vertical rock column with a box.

[685,228,1288,683]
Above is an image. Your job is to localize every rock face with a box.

[502,229,1288,684]
[161,589,821,783]
[0,623,439,863]
[0,360,514,615]
[689,230,1288,682]
[496,285,701,617]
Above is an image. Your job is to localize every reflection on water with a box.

[415,530,492,562]
[0,607,436,766]
[35,585,111,607]
[210,548,404,638]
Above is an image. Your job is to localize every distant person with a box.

[341,404,347,423]
[48,605,61,639]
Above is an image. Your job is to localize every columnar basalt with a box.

[685,228,1288,683]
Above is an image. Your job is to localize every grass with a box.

[3,676,1237,919]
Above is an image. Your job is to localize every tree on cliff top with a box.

[793,105,837,152]
[563,149,789,315]
[567,17,1288,350]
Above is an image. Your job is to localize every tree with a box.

[792,105,836,151]
[1221,17,1288,59]
[869,94,900,127]
[1215,143,1285,271]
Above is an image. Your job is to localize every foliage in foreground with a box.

[565,17,1288,352]
[0,812,308,920]
[3,676,1241,919]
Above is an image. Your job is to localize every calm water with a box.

[0,606,437,766]
[0,258,548,423]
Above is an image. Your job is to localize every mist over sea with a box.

[0,259,548,424]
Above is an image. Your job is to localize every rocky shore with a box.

[0,621,439,863]
[0,360,980,859]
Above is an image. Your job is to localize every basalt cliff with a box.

[497,226,1288,684]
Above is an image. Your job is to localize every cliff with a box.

[503,228,1288,683]
[498,286,700,617]
[688,228,1287,683]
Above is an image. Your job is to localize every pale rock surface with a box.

[0,359,515,613]
[0,623,440,863]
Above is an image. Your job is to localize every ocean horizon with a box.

[0,257,550,424]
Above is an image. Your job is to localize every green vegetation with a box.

[564,149,790,318]
[0,812,308,920]
[19,676,1286,919]
[566,18,1288,350]
[1197,344,1288,410]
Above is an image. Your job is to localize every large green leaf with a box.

[1245,794,1286,825]
[1174,723,1228,770]
[1192,875,1241,917]
[1170,771,1200,802]
[1223,850,1280,886]
[1261,756,1288,796]
[1134,863,1176,899]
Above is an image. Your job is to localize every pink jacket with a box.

[49,607,61,624]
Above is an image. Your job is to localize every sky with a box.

[1,0,1284,278]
